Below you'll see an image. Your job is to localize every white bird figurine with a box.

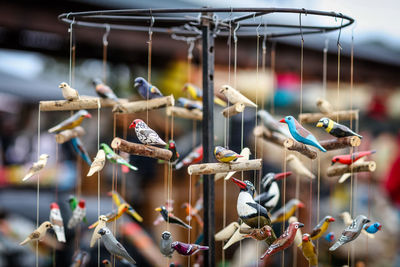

[22,154,49,181]
[59,82,79,101]
[219,85,257,108]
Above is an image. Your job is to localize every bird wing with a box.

[254,193,275,206]
[310,228,321,238]
[126,207,143,222]
[30,231,41,240]
[111,191,122,207]
[293,119,314,138]
[150,85,162,95]
[245,202,271,224]
[269,237,288,250]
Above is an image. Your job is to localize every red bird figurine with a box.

[331,150,376,165]
[260,222,304,260]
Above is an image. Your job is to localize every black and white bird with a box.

[254,172,292,212]
[329,215,370,251]
[231,177,277,245]
[98,227,136,264]
[129,119,166,146]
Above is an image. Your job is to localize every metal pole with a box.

[201,11,215,267]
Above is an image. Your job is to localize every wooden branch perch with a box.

[187,159,262,175]
[327,161,376,177]
[298,110,359,123]
[319,136,361,151]
[113,95,174,113]
[166,106,202,120]
[253,126,286,147]
[111,137,172,161]
[222,103,245,118]
[55,126,86,144]
[284,138,317,159]
[40,98,101,111]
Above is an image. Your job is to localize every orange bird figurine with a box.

[182,197,203,228]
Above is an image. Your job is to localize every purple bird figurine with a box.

[171,241,209,256]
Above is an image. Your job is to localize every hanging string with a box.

[336,15,344,123]
[68,16,75,85]
[299,12,305,120]
[97,99,101,267]
[282,149,287,267]
[102,24,110,83]
[322,39,329,99]
[146,15,155,125]
[36,106,41,267]
[270,42,276,115]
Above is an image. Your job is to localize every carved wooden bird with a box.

[220,85,257,107]
[20,221,53,245]
[59,82,79,101]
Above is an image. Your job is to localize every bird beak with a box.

[298,223,305,228]
[329,217,336,222]
[274,171,292,180]
[134,82,139,88]
[316,122,323,127]
[279,118,286,123]
[129,122,135,129]
[58,84,62,88]
[219,88,224,93]
[378,225,382,230]
[231,177,247,189]
[302,235,309,242]
[155,207,162,212]
[297,202,305,208]
[243,234,252,238]
[365,219,371,223]
[331,161,336,166]
[85,114,92,118]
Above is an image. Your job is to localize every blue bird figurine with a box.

[134,77,163,100]
[363,222,382,234]
[280,116,327,152]
[324,232,335,242]
[70,137,92,166]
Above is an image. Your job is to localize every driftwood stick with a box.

[253,126,286,147]
[286,154,315,179]
[316,98,334,114]
[55,126,86,144]
[299,110,359,123]
[166,106,202,120]
[327,161,376,177]
[284,138,317,160]
[111,137,172,161]
[222,103,245,118]
[40,98,101,111]
[319,136,361,151]
[188,159,262,175]
[113,95,174,113]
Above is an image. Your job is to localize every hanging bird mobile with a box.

[100,143,138,171]
[134,77,163,99]
[155,205,192,229]
[48,110,91,133]
[19,221,53,246]
[22,154,49,181]
[130,119,167,146]
[59,82,79,101]
[214,146,243,163]
[316,117,362,139]
[331,150,376,165]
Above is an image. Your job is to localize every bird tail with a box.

[88,221,99,229]
[197,245,209,250]
[182,222,192,229]
[19,237,30,246]
[48,126,59,133]
[214,97,227,107]
[329,240,343,251]
[260,248,272,260]
[356,133,363,139]
[317,144,327,152]
[22,172,33,181]
[125,162,138,171]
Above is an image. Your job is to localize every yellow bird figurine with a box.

[299,233,318,266]
[271,199,304,223]
[310,215,335,240]
[109,191,143,222]
[48,110,92,133]
[214,146,243,163]
[88,203,129,229]
[20,221,53,246]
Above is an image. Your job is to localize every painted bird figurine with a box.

[299,233,318,266]
[183,83,227,107]
[70,250,89,267]
[316,117,362,139]
[243,225,273,241]
[68,199,87,229]
[49,202,66,243]
[214,146,243,163]
[160,231,175,258]
[340,212,375,239]
[134,77,163,99]
[257,110,291,138]
[220,85,257,108]
[260,222,304,260]
[271,199,305,223]
[70,137,92,166]
[98,227,136,264]
[167,140,180,164]
[329,215,370,251]
[88,204,129,229]
[87,149,106,176]
[48,110,92,133]
[324,232,335,242]
[92,78,120,103]
[100,143,138,171]
[171,241,209,256]
[280,115,326,152]
[22,154,49,181]
[155,205,192,229]
[90,215,107,248]
[332,150,376,165]
[310,215,335,240]
[177,97,203,111]
[175,145,203,170]
[19,221,53,245]
[231,177,277,245]
[220,147,251,181]
[289,216,303,246]
[254,171,292,212]
[182,198,203,228]
[59,82,79,101]
[109,190,143,223]
[154,200,174,226]
[130,119,166,146]
[364,222,382,234]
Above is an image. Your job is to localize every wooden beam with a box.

[55,126,85,144]
[319,136,361,151]
[166,106,202,120]
[221,103,245,118]
[187,159,262,175]
[327,161,376,177]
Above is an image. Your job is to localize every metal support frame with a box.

[201,11,215,267]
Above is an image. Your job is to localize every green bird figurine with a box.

[100,143,138,171]
[316,118,362,139]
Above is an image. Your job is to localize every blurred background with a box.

[0,0,400,266]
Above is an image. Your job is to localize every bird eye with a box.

[288,117,291,120]
[295,225,298,228]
